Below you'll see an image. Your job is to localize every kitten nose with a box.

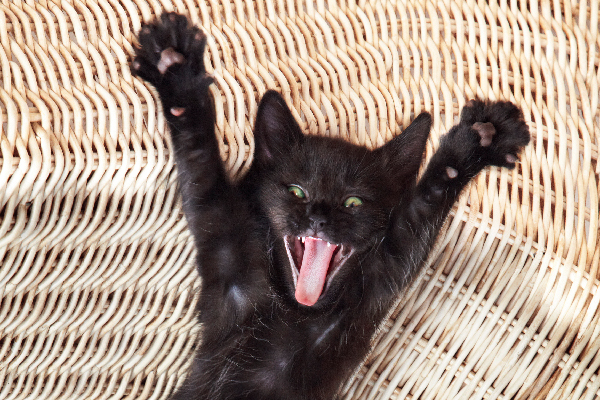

[309,214,327,231]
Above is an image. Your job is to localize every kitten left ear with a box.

[375,112,432,181]
[253,90,304,165]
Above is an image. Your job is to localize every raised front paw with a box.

[457,99,530,169]
[131,12,212,117]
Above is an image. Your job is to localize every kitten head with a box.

[253,91,431,308]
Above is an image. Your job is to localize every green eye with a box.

[287,185,306,199]
[344,196,363,207]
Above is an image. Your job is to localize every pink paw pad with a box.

[170,107,185,117]
[157,48,185,74]
[446,167,458,179]
[472,122,496,147]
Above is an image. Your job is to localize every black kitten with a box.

[132,13,530,400]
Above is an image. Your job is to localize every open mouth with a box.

[283,236,354,306]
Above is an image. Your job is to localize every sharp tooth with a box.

[327,242,330,247]
[301,237,305,243]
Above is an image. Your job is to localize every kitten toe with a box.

[130,54,161,83]
[459,99,486,125]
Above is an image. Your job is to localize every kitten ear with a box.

[253,90,304,165]
[376,112,432,181]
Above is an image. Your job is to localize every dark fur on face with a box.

[251,91,434,310]
[132,13,530,400]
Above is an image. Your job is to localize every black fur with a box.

[132,13,530,400]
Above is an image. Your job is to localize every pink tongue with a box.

[295,238,337,306]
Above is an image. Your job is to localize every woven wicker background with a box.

[1,0,599,399]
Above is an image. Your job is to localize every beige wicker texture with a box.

[1,0,599,399]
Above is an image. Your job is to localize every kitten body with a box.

[132,13,530,400]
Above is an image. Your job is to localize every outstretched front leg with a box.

[132,13,265,333]
[132,13,226,236]
[388,100,530,276]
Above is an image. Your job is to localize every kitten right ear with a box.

[253,90,304,165]
[375,112,432,182]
